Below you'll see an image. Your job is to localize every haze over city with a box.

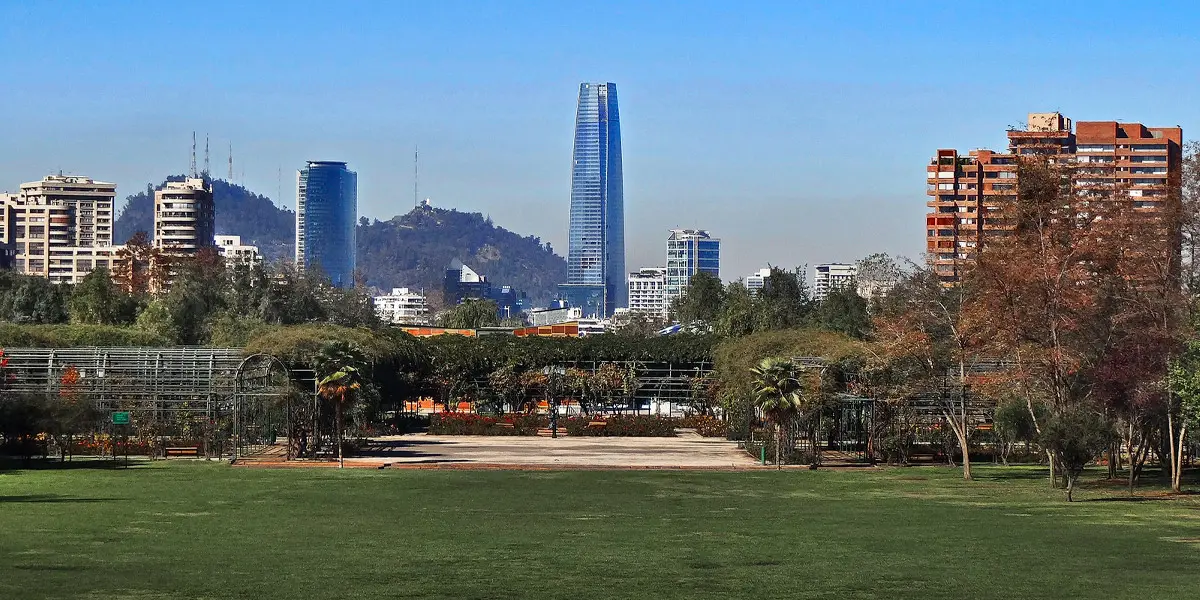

[2,0,1198,279]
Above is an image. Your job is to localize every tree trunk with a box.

[337,404,344,469]
[1171,421,1186,493]
[775,421,782,470]
[1066,474,1075,502]
[1047,452,1058,488]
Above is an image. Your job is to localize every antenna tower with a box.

[203,135,210,178]
[190,132,197,177]
[414,145,419,207]
[228,142,233,181]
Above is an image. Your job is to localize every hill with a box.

[357,205,566,306]
[114,180,567,304]
[114,177,295,262]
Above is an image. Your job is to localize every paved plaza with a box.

[346,434,759,469]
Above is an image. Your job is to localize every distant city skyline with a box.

[2,1,1198,281]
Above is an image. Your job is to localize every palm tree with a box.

[318,366,362,468]
[751,357,805,470]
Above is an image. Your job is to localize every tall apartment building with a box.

[665,229,720,305]
[297,160,357,287]
[813,263,857,301]
[1,175,121,284]
[215,235,261,266]
[154,178,214,256]
[926,112,1182,283]
[627,267,667,318]
[373,287,430,324]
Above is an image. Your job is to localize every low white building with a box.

[744,268,771,294]
[373,287,430,324]
[215,235,262,266]
[627,267,667,318]
[814,263,857,301]
[528,306,582,326]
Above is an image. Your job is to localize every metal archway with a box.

[232,353,294,463]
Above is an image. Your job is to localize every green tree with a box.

[135,299,179,343]
[436,299,500,329]
[68,267,137,325]
[0,272,69,324]
[993,398,1042,465]
[672,272,725,327]
[755,267,813,332]
[815,285,870,339]
[750,357,805,469]
[1039,407,1115,501]
[716,281,756,337]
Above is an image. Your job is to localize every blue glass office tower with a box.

[296,161,357,287]
[559,82,625,317]
[665,229,720,306]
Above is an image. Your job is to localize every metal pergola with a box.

[0,347,294,459]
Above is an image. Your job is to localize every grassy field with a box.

[1,461,1198,600]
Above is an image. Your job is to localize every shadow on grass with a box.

[970,469,1050,482]
[13,565,86,572]
[0,494,115,504]
[0,458,145,472]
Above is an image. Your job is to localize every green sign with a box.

[112,411,130,425]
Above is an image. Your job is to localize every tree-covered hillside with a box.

[114,180,567,304]
[114,177,295,262]
[357,204,566,306]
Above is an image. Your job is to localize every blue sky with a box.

[2,0,1197,282]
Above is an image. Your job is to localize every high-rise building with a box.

[215,235,261,266]
[296,160,357,287]
[665,229,720,305]
[926,113,1182,284]
[154,177,214,256]
[745,268,771,294]
[627,267,667,318]
[444,260,492,304]
[1,175,121,284]
[373,287,430,325]
[813,263,857,301]
[560,82,624,317]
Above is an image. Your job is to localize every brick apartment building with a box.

[926,113,1182,283]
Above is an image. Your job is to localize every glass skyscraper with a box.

[296,161,357,287]
[665,229,720,305]
[559,82,624,317]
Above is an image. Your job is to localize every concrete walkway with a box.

[344,435,759,469]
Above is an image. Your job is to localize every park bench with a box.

[165,446,200,458]
[587,420,606,428]
[496,422,515,429]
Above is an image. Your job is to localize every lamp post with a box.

[543,365,565,438]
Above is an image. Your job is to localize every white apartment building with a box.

[814,263,857,302]
[1,175,120,284]
[627,267,667,318]
[155,178,214,255]
[745,268,771,294]
[373,287,430,324]
[215,235,262,266]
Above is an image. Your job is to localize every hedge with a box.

[0,323,170,348]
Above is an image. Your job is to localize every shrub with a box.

[564,415,677,437]
[428,412,546,436]
[680,415,727,437]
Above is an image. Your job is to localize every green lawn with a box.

[1,461,1198,600]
